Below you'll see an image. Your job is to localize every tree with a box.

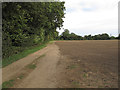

[84,35,92,40]
[110,36,115,40]
[2,2,65,58]
[100,33,110,40]
[61,29,70,40]
[60,29,83,40]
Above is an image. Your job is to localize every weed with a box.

[69,65,77,69]
[2,79,14,88]
[83,73,88,78]
[18,74,24,79]
[27,64,36,69]
[72,81,79,85]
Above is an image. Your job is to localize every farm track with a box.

[2,40,118,88]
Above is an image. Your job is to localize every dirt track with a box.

[3,43,61,88]
[2,40,118,88]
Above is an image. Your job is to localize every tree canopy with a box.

[58,29,118,40]
[2,2,65,58]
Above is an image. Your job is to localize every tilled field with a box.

[55,40,118,88]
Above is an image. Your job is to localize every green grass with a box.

[26,64,36,69]
[2,79,14,88]
[2,43,47,68]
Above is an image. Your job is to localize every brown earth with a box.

[55,40,118,88]
[2,40,118,88]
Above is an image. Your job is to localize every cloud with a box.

[58,0,119,36]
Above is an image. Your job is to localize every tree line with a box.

[56,29,120,40]
[2,2,65,58]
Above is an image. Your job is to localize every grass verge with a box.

[2,42,48,68]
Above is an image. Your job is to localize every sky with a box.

[57,0,119,36]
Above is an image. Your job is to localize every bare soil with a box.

[55,40,118,88]
[2,40,118,88]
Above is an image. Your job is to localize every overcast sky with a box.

[57,0,119,36]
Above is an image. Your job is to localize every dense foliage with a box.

[58,29,119,40]
[2,2,65,58]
